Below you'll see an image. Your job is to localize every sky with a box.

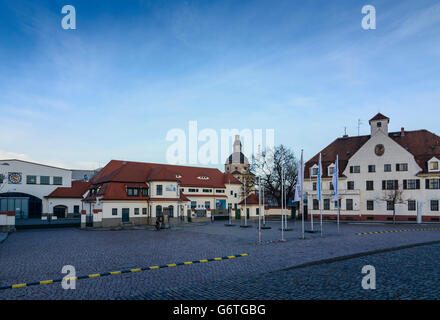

[0,0,439,170]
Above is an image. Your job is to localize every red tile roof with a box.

[369,112,390,123]
[239,193,266,205]
[305,129,440,178]
[91,160,240,188]
[223,172,242,185]
[87,160,242,201]
[46,181,91,198]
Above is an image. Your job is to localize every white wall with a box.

[47,198,84,215]
[304,129,440,217]
[0,160,72,213]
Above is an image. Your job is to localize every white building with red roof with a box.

[81,160,243,227]
[304,113,440,222]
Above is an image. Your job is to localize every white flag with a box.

[332,155,339,202]
[294,150,304,202]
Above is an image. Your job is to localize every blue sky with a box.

[0,0,439,170]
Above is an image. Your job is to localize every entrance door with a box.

[122,208,129,223]
[53,205,67,218]
[235,209,241,220]
[168,205,174,217]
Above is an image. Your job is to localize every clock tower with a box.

[369,113,389,136]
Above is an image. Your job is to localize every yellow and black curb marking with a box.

[0,253,249,291]
[356,227,440,236]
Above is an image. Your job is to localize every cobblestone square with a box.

[1,220,440,299]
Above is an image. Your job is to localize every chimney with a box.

[401,127,405,136]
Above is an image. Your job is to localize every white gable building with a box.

[304,113,440,222]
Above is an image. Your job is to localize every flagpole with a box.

[333,154,339,234]
[284,168,288,231]
[301,150,305,239]
[337,202,340,233]
[244,180,247,227]
[319,153,323,237]
[320,188,323,237]
[258,176,262,244]
[262,187,265,226]
[281,168,285,241]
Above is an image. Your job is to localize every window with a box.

[311,167,318,176]
[324,199,330,210]
[377,122,382,127]
[112,208,118,216]
[384,164,392,172]
[429,161,439,171]
[404,179,420,190]
[367,200,374,211]
[134,208,139,215]
[191,201,197,208]
[230,190,233,195]
[366,181,374,191]
[328,166,334,176]
[234,193,237,198]
[53,176,62,185]
[203,189,212,193]
[368,165,376,173]
[181,188,184,193]
[142,208,147,215]
[387,201,394,211]
[350,166,360,173]
[156,185,163,196]
[408,200,416,211]
[40,176,50,185]
[313,182,317,191]
[27,175,37,184]
[383,180,398,190]
[396,163,408,172]
[346,199,353,211]
[74,205,80,213]
[313,199,319,210]
[188,188,198,192]
[205,201,210,209]
[329,182,334,191]
[431,200,439,211]
[427,179,440,190]
[127,188,139,196]
[216,189,225,193]
[141,188,148,196]
[347,181,355,190]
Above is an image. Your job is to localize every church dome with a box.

[225,152,249,165]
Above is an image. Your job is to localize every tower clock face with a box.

[375,144,385,156]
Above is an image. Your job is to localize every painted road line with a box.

[0,253,248,291]
[356,227,440,236]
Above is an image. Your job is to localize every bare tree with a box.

[252,145,298,206]
[240,172,255,200]
[378,182,406,224]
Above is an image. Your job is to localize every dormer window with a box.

[311,166,318,177]
[428,158,439,172]
[328,165,335,176]
[127,187,139,197]
[197,176,209,180]
[176,174,182,178]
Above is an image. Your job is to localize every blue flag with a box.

[317,153,322,201]
[332,155,339,202]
